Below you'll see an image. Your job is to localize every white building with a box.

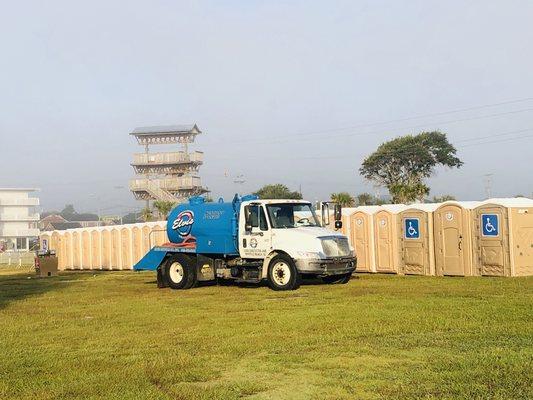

[0,188,40,252]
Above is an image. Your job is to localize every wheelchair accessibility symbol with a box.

[481,214,499,237]
[404,218,420,239]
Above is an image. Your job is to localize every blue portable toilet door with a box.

[476,206,510,276]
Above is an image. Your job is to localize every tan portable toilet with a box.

[398,203,440,275]
[101,229,111,270]
[120,227,132,270]
[81,230,91,269]
[434,201,480,276]
[90,229,101,270]
[472,198,533,277]
[341,207,357,237]
[373,204,407,273]
[72,231,81,269]
[111,229,120,269]
[132,226,143,265]
[348,206,381,273]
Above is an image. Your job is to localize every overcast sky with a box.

[1,0,532,214]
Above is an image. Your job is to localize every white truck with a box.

[134,194,356,290]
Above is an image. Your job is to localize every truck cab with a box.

[134,195,356,290]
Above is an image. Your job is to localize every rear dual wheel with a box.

[163,254,197,290]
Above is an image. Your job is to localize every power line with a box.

[212,107,533,146]
[460,133,533,147]
[455,128,533,143]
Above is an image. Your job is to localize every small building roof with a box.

[45,222,82,231]
[40,214,67,224]
[130,124,201,136]
[0,188,39,192]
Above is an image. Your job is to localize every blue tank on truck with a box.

[134,194,259,272]
[166,196,240,255]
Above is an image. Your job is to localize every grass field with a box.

[0,268,532,400]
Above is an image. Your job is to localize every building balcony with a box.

[130,177,204,191]
[131,151,203,175]
[0,213,40,222]
[129,177,208,202]
[0,198,40,206]
[0,228,40,237]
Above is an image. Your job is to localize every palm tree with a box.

[140,207,153,222]
[153,201,176,220]
[356,192,374,206]
[330,192,355,207]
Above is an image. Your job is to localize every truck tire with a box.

[321,273,351,284]
[164,254,197,290]
[267,254,301,291]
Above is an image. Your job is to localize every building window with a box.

[16,238,27,250]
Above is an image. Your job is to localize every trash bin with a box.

[35,250,58,277]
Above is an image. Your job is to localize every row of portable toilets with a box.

[39,221,169,271]
[40,197,532,277]
[331,198,533,277]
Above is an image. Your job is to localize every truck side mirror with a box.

[244,205,257,231]
[334,204,342,221]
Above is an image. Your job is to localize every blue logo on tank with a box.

[172,210,195,237]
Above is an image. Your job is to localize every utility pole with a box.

[483,173,494,199]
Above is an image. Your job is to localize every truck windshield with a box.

[266,203,319,228]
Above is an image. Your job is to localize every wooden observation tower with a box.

[129,124,209,206]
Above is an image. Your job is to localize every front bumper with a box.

[295,256,357,276]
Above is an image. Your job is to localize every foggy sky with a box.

[1,0,532,215]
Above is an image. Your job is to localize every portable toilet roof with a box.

[404,203,441,212]
[479,197,533,207]
[352,205,381,215]
[439,200,482,209]
[379,204,407,213]
[341,207,359,216]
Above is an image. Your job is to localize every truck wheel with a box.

[164,254,197,290]
[268,254,300,291]
[321,273,351,284]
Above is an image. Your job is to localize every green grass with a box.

[0,268,531,400]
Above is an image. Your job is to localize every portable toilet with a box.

[373,204,407,273]
[341,207,358,238]
[398,203,440,275]
[472,198,533,277]
[433,201,480,276]
[348,206,381,273]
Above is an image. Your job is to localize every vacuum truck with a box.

[134,194,356,290]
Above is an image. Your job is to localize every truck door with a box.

[239,204,271,259]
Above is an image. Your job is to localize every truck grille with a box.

[320,237,351,257]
